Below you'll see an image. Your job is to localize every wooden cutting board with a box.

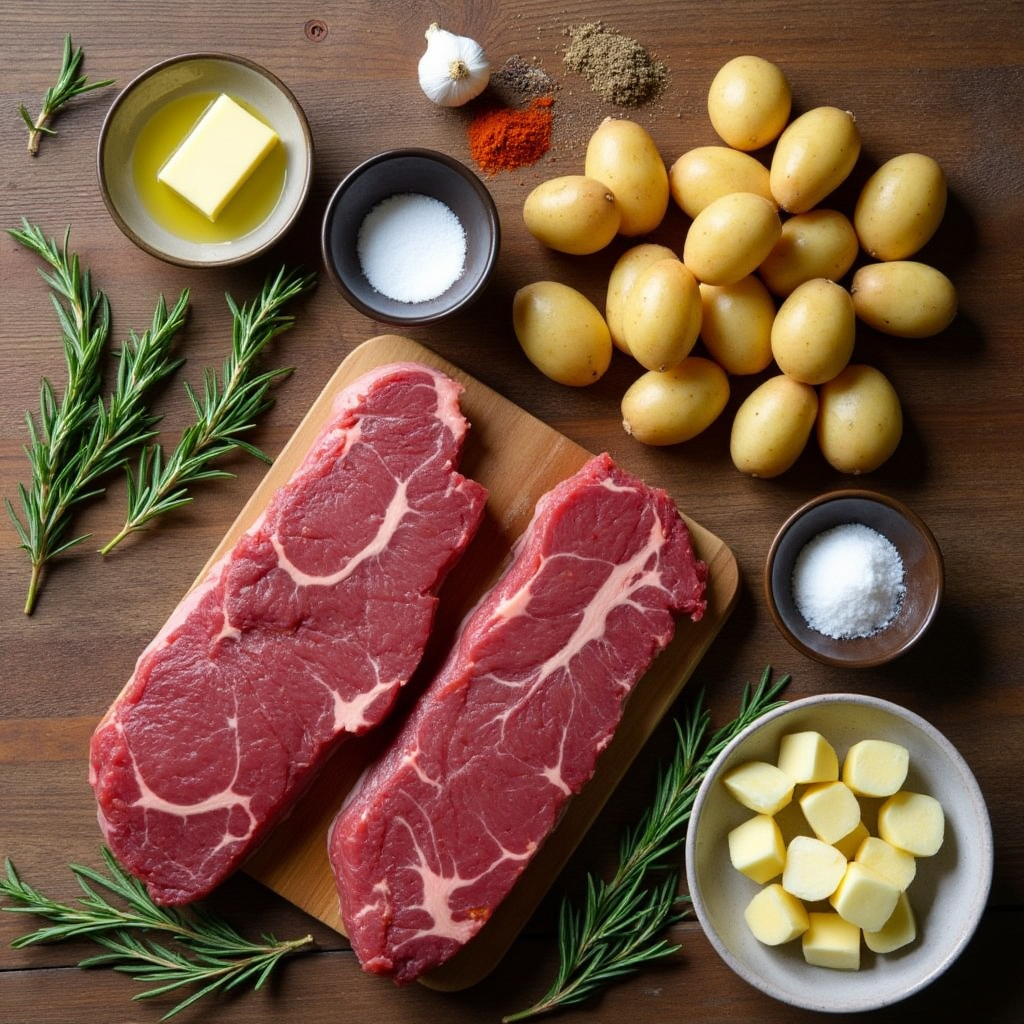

[197,334,739,990]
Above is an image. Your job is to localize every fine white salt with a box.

[356,193,466,303]
[791,522,906,639]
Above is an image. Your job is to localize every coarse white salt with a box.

[791,523,906,639]
[356,193,467,303]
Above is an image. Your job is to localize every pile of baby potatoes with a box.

[513,55,956,477]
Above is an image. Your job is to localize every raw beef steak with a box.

[90,363,488,905]
[329,452,707,983]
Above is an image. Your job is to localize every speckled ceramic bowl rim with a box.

[764,489,944,668]
[97,51,314,268]
[685,693,993,1013]
[320,147,500,326]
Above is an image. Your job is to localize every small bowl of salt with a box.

[765,490,944,668]
[321,148,500,326]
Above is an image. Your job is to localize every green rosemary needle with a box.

[100,266,316,554]
[0,847,314,1021]
[503,667,790,1022]
[20,34,114,155]
[6,220,189,614]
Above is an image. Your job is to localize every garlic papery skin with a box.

[418,23,490,107]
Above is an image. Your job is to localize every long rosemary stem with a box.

[503,667,789,1022]
[6,220,189,613]
[1,847,314,1021]
[100,266,316,555]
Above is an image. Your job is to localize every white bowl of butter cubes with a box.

[99,53,313,267]
[686,693,992,1012]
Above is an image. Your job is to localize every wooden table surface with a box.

[2,2,1021,1021]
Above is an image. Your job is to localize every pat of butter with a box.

[802,912,860,970]
[728,813,786,884]
[799,780,861,844]
[864,890,916,953]
[158,94,279,220]
[745,883,809,945]
[829,861,901,932]
[777,730,839,784]
[782,835,847,901]
[842,738,909,797]
[722,760,794,816]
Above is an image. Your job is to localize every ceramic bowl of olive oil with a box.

[98,53,313,267]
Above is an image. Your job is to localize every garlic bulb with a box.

[418,23,490,107]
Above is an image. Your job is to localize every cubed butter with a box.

[777,730,839,783]
[829,861,901,931]
[158,94,279,220]
[832,820,870,860]
[799,780,861,844]
[782,835,847,901]
[878,791,945,857]
[855,835,916,890]
[744,883,810,945]
[842,738,909,797]
[864,891,917,954]
[722,760,794,815]
[728,814,786,883]
[802,912,861,970]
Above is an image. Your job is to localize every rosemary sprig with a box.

[0,847,313,1021]
[6,220,189,614]
[100,266,316,554]
[504,667,790,1022]
[19,34,114,155]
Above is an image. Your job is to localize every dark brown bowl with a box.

[321,149,500,326]
[765,489,943,668]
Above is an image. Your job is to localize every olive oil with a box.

[132,92,286,243]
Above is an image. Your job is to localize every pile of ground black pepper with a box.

[563,22,668,106]
[488,53,557,106]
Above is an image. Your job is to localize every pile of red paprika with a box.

[467,95,554,175]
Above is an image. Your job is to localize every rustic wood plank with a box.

[2,0,1021,1021]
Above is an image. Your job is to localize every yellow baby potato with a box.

[585,117,669,236]
[855,836,917,891]
[606,243,678,354]
[744,884,810,946]
[512,282,612,387]
[522,175,621,255]
[759,208,860,297]
[851,260,958,338]
[802,912,861,970]
[722,760,795,815]
[623,259,702,371]
[621,358,729,446]
[707,55,792,151]
[842,738,910,797]
[799,781,861,845]
[864,891,916,954]
[854,152,947,261]
[668,145,773,219]
[728,814,787,884]
[698,276,776,375]
[770,106,861,213]
[829,862,901,932]
[878,791,945,857]
[777,730,839,784]
[683,191,782,286]
[783,836,848,902]
[730,374,818,478]
[833,820,871,861]
[817,364,903,474]
[771,278,856,385]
